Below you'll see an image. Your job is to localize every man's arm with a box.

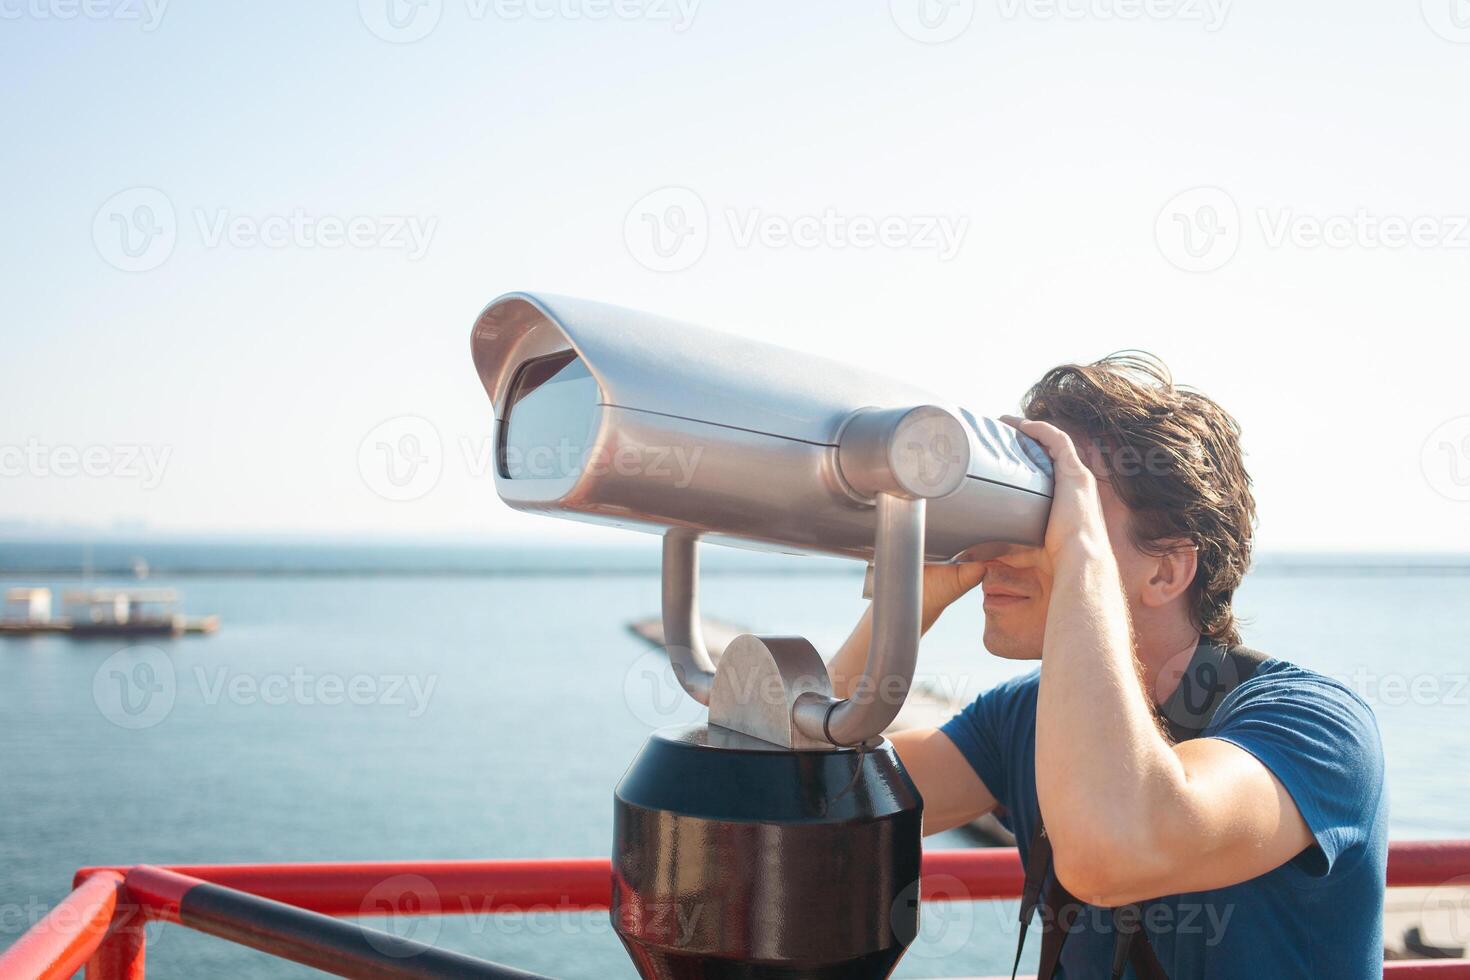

[1008,416,1315,908]
[827,569,997,836]
[888,726,997,835]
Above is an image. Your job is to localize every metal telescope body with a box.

[471,291,1053,977]
[471,292,1053,746]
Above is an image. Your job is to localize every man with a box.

[827,354,1387,978]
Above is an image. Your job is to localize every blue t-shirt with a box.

[940,658,1388,979]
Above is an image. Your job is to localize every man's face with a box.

[980,436,1158,660]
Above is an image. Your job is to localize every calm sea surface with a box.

[1,539,1467,978]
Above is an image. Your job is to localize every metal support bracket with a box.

[660,528,717,705]
[657,404,971,749]
[709,635,833,750]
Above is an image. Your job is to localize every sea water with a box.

[1,540,1466,978]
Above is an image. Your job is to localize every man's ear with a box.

[1141,539,1198,609]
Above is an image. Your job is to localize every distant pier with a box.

[0,587,218,638]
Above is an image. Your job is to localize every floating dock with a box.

[0,587,219,637]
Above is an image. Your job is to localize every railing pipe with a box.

[85,900,146,980]
[0,871,125,980]
[6,841,1462,980]
[76,858,613,918]
[124,865,551,979]
[66,840,1470,918]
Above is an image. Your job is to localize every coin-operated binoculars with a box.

[471,292,1052,978]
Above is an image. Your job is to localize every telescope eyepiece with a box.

[835,405,971,502]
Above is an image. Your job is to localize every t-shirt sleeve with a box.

[938,671,1037,813]
[1207,671,1385,877]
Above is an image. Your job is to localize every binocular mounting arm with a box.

[661,528,717,705]
[660,405,971,748]
[791,491,925,745]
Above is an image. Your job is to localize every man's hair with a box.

[1021,352,1255,647]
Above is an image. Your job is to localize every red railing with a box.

[3,842,1468,979]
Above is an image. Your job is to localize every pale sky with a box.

[2,0,1468,551]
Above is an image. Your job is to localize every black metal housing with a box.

[612,725,923,979]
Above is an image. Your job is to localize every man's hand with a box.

[922,561,986,632]
[835,560,983,700]
[999,415,1112,573]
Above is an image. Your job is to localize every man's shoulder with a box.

[1225,656,1377,718]
[1211,655,1385,767]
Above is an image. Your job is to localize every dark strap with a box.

[1110,904,1169,980]
[1009,823,1055,980]
[1014,641,1269,980]
[1036,867,1080,979]
[1157,643,1270,742]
